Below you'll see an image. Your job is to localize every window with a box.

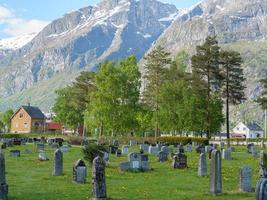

[15,123,18,128]
[19,113,23,118]
[23,123,28,128]
[34,122,39,126]
[243,127,246,131]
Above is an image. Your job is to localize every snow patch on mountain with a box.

[0,33,36,50]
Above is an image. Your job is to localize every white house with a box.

[232,122,264,139]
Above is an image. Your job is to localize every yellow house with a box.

[10,105,45,133]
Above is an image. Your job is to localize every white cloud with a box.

[0,5,49,37]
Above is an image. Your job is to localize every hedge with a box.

[157,136,209,145]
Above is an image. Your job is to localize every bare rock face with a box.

[0,0,178,101]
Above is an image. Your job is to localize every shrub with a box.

[0,134,23,139]
[157,136,209,145]
[82,144,108,164]
[68,137,83,145]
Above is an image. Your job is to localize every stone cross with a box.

[92,156,107,200]
[198,153,207,176]
[210,150,222,195]
[53,149,63,176]
[0,153,8,200]
[239,166,252,192]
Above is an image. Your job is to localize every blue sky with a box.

[0,0,200,39]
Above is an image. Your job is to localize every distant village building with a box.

[10,105,45,133]
[232,122,264,139]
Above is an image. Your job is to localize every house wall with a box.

[232,122,249,137]
[10,108,32,133]
[31,119,45,133]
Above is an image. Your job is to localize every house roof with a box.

[11,106,45,120]
[246,122,263,131]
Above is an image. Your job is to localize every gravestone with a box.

[119,152,149,171]
[186,144,192,152]
[196,144,205,153]
[116,149,122,157]
[9,150,20,157]
[247,143,254,154]
[39,152,48,161]
[161,146,170,155]
[24,149,31,154]
[51,143,60,149]
[92,156,107,200]
[210,150,222,195]
[129,140,137,146]
[222,148,231,160]
[220,142,225,149]
[205,145,213,153]
[73,159,86,183]
[198,153,207,176]
[101,151,109,162]
[252,146,258,158]
[0,153,8,200]
[239,166,252,192]
[259,151,267,178]
[36,143,45,152]
[112,140,119,147]
[177,144,184,153]
[60,145,69,153]
[256,178,267,200]
[172,153,187,169]
[109,145,118,154]
[156,144,162,151]
[53,149,63,176]
[122,146,129,154]
[140,144,149,153]
[158,151,168,162]
[149,146,159,155]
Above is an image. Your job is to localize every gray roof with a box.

[246,122,263,131]
[22,106,45,119]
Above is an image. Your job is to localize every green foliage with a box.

[191,36,224,138]
[157,136,209,145]
[143,45,172,137]
[52,71,95,130]
[87,56,141,136]
[82,144,108,164]
[0,109,14,132]
[257,77,267,110]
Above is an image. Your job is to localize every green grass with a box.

[3,144,259,200]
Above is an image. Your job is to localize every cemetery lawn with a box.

[5,144,258,200]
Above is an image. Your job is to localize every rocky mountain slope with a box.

[0,0,178,106]
[149,0,267,126]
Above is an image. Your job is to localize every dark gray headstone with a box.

[259,151,267,178]
[53,149,63,176]
[36,143,45,152]
[149,146,159,155]
[73,159,86,183]
[0,153,8,200]
[222,148,231,160]
[9,150,20,157]
[158,151,168,162]
[256,178,267,200]
[140,144,149,153]
[92,156,107,200]
[116,149,122,157]
[210,150,222,195]
[198,153,207,176]
[239,166,252,192]
[172,153,187,169]
[186,144,192,152]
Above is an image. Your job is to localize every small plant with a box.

[82,144,108,164]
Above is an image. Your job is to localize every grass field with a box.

[3,144,259,200]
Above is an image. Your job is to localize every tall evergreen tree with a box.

[220,50,246,142]
[191,36,223,138]
[257,77,267,109]
[143,45,171,138]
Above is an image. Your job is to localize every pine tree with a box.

[220,50,246,142]
[143,45,171,138]
[257,77,267,110]
[191,36,223,138]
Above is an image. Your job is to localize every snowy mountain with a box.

[0,0,178,100]
[0,33,37,50]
